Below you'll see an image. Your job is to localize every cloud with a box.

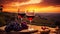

[0,0,60,7]
[14,0,42,6]
[0,0,28,5]
[42,0,60,5]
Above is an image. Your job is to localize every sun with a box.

[25,5,40,12]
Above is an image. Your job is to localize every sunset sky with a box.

[0,0,60,13]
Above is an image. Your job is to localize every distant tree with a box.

[0,5,3,12]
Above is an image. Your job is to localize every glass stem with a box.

[21,18,22,23]
[20,18,22,26]
[29,20,32,29]
[30,20,32,25]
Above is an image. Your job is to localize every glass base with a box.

[28,28,34,31]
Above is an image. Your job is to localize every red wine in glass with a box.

[18,13,25,18]
[26,16,34,21]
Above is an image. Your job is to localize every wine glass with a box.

[18,9,25,23]
[26,10,35,31]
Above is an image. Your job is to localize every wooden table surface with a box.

[0,25,57,34]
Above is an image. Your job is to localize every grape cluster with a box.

[5,21,28,32]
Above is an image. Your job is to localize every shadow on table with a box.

[0,29,5,32]
[0,30,38,34]
[40,30,50,34]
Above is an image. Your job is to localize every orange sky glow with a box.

[1,0,60,13]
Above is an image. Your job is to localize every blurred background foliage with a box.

[0,12,60,28]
